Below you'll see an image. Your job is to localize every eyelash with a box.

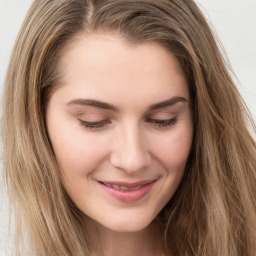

[78,117,177,130]
[147,117,177,128]
[79,119,110,129]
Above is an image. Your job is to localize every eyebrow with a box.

[67,96,187,111]
[67,99,118,111]
[148,96,187,111]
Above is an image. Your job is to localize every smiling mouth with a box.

[98,180,157,202]
[100,182,145,191]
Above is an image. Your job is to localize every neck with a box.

[83,217,164,256]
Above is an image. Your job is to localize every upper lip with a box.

[98,179,157,188]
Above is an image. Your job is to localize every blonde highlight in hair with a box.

[2,0,256,255]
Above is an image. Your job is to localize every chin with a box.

[99,212,157,233]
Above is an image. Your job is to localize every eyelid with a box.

[76,112,108,121]
[78,119,111,129]
[148,108,176,117]
[146,116,177,128]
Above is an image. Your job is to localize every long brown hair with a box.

[2,0,256,255]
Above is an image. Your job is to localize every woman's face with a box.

[46,34,193,232]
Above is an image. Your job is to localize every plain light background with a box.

[0,0,255,255]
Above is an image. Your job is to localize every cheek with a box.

[152,127,193,170]
[51,133,109,200]
[49,125,110,177]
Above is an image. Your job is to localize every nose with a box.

[110,124,152,174]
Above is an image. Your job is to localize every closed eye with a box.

[78,117,177,131]
[78,119,111,129]
[146,117,177,128]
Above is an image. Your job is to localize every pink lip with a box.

[98,179,157,202]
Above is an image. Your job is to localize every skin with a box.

[46,34,193,256]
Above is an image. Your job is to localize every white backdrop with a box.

[0,0,256,255]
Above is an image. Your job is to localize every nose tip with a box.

[110,129,151,174]
[110,150,151,174]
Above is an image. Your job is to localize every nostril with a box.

[110,150,152,174]
[109,126,151,172]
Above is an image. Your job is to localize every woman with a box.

[2,0,256,255]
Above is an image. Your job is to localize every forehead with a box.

[59,34,185,78]
[55,34,189,106]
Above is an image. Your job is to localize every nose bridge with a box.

[110,121,151,173]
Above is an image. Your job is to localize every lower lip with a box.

[98,181,156,202]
